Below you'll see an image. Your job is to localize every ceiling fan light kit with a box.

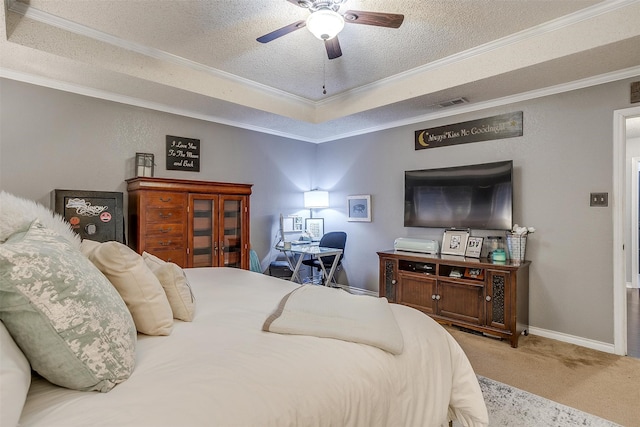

[306,8,345,40]
[257,0,404,60]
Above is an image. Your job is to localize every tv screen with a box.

[404,160,513,230]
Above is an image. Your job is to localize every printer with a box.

[393,237,439,255]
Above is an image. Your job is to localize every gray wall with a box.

[0,79,317,272]
[316,77,638,344]
[1,76,638,345]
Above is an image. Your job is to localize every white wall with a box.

[2,76,639,346]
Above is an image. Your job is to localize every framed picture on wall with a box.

[441,229,470,256]
[347,195,371,222]
[290,215,303,232]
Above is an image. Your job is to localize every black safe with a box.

[52,189,125,243]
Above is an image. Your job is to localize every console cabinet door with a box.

[397,271,437,315]
[485,270,512,330]
[379,257,398,302]
[437,280,484,325]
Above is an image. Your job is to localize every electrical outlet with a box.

[590,192,608,207]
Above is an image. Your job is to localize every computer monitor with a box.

[278,213,285,244]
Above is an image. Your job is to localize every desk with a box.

[275,243,343,285]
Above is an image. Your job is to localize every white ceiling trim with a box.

[0,67,311,143]
[321,66,640,143]
[6,0,314,109]
[316,0,637,109]
[8,0,635,124]
[4,65,637,144]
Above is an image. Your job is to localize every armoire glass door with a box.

[189,195,219,268]
[221,196,244,268]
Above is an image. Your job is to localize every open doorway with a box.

[631,157,640,290]
[630,156,640,358]
[628,124,640,358]
[613,106,640,356]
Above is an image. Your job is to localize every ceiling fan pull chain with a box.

[322,58,327,95]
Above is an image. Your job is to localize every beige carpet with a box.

[447,326,640,427]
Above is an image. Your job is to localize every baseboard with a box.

[340,287,618,354]
[528,326,616,354]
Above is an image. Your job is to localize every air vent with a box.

[437,97,468,108]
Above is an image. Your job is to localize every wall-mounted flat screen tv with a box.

[404,160,513,230]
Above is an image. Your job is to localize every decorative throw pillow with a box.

[0,220,136,392]
[0,321,31,427]
[0,191,81,250]
[143,252,196,321]
[85,241,174,335]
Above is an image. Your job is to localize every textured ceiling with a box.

[1,0,639,142]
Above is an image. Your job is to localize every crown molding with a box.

[2,65,638,144]
[8,0,636,115]
[0,67,318,143]
[317,0,638,108]
[313,66,640,143]
[6,0,315,110]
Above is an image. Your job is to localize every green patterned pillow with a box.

[0,220,136,392]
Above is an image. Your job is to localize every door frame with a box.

[632,156,640,290]
[613,105,640,356]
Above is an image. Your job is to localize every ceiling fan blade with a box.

[325,37,342,60]
[286,0,313,8]
[257,20,306,43]
[343,10,404,28]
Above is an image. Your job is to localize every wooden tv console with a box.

[378,250,530,348]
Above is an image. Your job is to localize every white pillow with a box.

[0,191,81,250]
[0,321,31,427]
[85,241,174,336]
[143,252,196,322]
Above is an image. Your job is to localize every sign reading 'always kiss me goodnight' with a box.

[414,111,523,150]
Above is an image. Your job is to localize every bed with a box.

[0,192,488,427]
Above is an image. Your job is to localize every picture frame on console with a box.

[441,229,470,256]
[465,236,484,258]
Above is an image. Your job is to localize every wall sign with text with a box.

[166,135,200,172]
[414,111,523,150]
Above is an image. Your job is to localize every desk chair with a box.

[301,231,347,285]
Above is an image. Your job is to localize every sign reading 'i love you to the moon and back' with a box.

[166,135,200,172]
[414,111,523,150]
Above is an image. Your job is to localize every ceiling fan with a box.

[256,0,404,60]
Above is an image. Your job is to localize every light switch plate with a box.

[590,192,608,207]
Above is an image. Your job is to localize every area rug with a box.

[453,376,622,427]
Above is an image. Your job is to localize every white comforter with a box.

[19,268,488,427]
